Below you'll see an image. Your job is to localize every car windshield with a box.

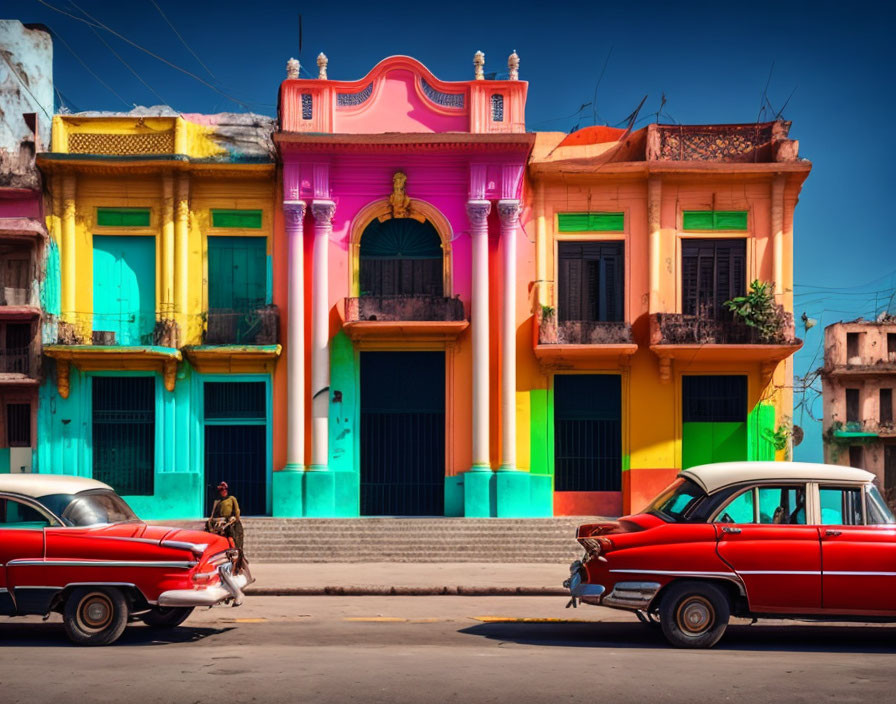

[644,477,707,522]
[38,490,140,527]
[866,485,896,525]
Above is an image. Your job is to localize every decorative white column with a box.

[498,200,521,471]
[285,200,307,470]
[310,200,335,470]
[467,199,491,470]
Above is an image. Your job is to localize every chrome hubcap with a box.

[79,593,113,631]
[677,596,713,634]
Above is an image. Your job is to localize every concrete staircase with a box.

[160,517,603,563]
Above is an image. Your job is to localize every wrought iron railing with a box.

[344,295,465,323]
[648,121,788,163]
[650,311,797,345]
[204,306,279,345]
[538,314,633,345]
[0,345,35,377]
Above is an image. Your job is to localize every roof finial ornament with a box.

[508,50,519,80]
[474,51,485,80]
[286,58,300,80]
[317,53,328,80]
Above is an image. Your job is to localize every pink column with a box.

[310,200,336,470]
[498,199,521,470]
[284,200,306,470]
[467,199,491,470]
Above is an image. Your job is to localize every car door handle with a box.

[721,526,742,534]
[824,530,842,537]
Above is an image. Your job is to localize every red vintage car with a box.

[564,461,896,648]
[0,474,253,645]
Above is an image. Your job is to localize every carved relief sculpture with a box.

[287,58,300,79]
[317,53,328,80]
[388,171,411,218]
[474,51,485,80]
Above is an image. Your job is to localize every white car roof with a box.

[0,474,113,499]
[680,461,875,494]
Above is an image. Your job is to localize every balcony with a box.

[0,345,39,384]
[342,295,468,344]
[822,360,896,379]
[534,309,637,369]
[647,120,797,163]
[0,242,39,314]
[828,420,895,440]
[203,306,280,346]
[649,312,802,382]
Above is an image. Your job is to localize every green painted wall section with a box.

[557,212,624,232]
[529,388,552,476]
[36,363,272,520]
[682,421,748,469]
[208,236,266,309]
[41,238,61,316]
[0,448,9,473]
[682,210,748,231]
[748,402,777,461]
[92,235,156,345]
[96,208,150,227]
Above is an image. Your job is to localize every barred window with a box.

[301,94,313,120]
[491,94,504,122]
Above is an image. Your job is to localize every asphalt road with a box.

[1,596,894,704]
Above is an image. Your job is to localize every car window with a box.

[758,486,807,524]
[0,497,52,529]
[644,478,707,522]
[819,487,863,525]
[715,489,755,523]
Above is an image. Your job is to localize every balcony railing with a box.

[344,295,465,323]
[650,311,797,346]
[0,345,37,378]
[647,121,793,163]
[538,315,633,345]
[0,286,31,307]
[204,306,280,345]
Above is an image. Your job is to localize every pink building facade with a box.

[822,320,896,503]
[272,54,544,516]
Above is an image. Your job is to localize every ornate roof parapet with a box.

[278,55,528,135]
[286,58,300,80]
[473,51,485,80]
[508,51,519,80]
[317,53,328,80]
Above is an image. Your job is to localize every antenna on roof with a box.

[298,14,303,55]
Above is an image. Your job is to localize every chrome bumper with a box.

[563,560,606,606]
[602,581,662,610]
[157,563,252,608]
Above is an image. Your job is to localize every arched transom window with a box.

[359,218,443,297]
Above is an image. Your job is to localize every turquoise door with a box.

[93,236,156,345]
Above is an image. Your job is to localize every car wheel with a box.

[63,587,129,646]
[658,581,730,649]
[140,607,194,629]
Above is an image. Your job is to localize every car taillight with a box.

[580,536,614,561]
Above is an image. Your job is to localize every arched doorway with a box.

[358,217,444,297]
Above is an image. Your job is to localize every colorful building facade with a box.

[0,20,54,476]
[28,51,811,518]
[35,111,278,518]
[526,122,809,515]
[822,320,896,503]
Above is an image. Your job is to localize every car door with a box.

[0,495,49,615]
[714,484,822,613]
[818,484,896,614]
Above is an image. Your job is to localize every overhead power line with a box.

[48,26,131,107]
[148,0,218,82]
[36,0,256,110]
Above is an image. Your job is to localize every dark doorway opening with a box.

[360,351,445,515]
[554,374,622,491]
[204,381,268,515]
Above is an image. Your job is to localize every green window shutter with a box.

[208,236,266,310]
[212,209,263,229]
[558,212,624,232]
[97,208,151,227]
[683,210,747,231]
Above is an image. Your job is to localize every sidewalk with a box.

[244,562,572,596]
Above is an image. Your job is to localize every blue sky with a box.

[20,0,896,460]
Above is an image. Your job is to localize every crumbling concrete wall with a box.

[0,20,53,188]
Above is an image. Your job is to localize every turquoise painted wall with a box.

[0,448,9,473]
[92,235,155,345]
[35,361,273,519]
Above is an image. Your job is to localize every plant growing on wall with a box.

[724,280,782,343]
